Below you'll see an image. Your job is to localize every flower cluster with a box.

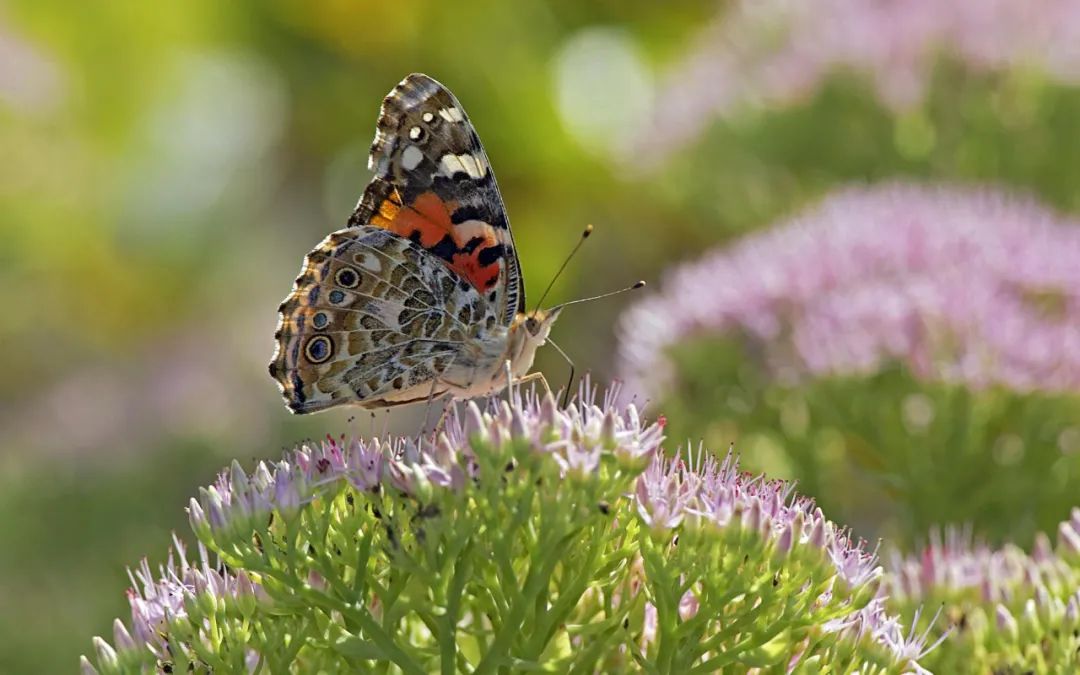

[617,183,1080,403]
[635,449,881,591]
[629,0,1080,165]
[81,537,264,674]
[886,511,1080,671]
[82,385,924,673]
[632,449,928,671]
[187,385,661,537]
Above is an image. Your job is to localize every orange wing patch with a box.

[450,243,501,291]
[367,190,503,293]
[368,189,403,228]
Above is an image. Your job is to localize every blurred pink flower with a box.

[0,20,66,114]
[616,183,1080,401]
[885,512,1080,661]
[631,0,1080,166]
[888,510,1080,604]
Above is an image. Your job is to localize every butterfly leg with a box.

[433,400,456,435]
[423,352,463,435]
[422,390,457,437]
[502,359,517,404]
[420,373,447,436]
[513,371,554,401]
[501,361,551,406]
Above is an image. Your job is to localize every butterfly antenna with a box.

[551,280,646,311]
[533,224,593,314]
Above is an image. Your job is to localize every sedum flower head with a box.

[631,448,924,670]
[83,384,925,673]
[886,511,1080,672]
[78,535,265,674]
[618,183,1080,402]
[629,0,1080,166]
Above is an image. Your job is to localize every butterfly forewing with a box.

[349,73,524,325]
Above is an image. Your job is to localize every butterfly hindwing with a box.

[270,227,498,413]
[349,74,524,326]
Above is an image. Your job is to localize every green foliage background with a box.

[1,1,1079,671]
[665,339,1080,550]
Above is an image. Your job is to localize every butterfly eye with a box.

[525,317,539,334]
[305,335,334,364]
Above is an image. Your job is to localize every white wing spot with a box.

[401,145,424,171]
[354,252,382,272]
[422,112,435,123]
[408,126,423,140]
[439,107,465,123]
[438,152,487,179]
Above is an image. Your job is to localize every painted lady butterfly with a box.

[269,74,560,414]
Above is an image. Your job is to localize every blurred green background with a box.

[2,1,1079,671]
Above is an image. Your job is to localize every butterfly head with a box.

[523,307,563,338]
[507,308,563,375]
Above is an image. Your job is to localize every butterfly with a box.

[269,73,561,414]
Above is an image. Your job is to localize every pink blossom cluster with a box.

[631,0,1080,166]
[81,536,262,674]
[888,509,1080,605]
[824,602,941,674]
[616,183,1080,401]
[885,511,1080,658]
[636,448,883,592]
[188,385,664,539]
[633,448,939,667]
[88,384,909,669]
[85,385,666,671]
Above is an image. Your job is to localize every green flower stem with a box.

[317,593,424,675]
[721,610,795,668]
[440,538,473,675]
[639,540,681,673]
[624,634,660,675]
[351,527,374,598]
[526,520,611,657]
[565,621,625,673]
[186,613,228,672]
[270,621,311,671]
[257,560,426,674]
[491,481,537,603]
[473,525,577,674]
[380,570,418,629]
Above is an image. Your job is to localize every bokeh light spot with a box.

[553,28,653,159]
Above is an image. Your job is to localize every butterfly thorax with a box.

[437,307,560,400]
